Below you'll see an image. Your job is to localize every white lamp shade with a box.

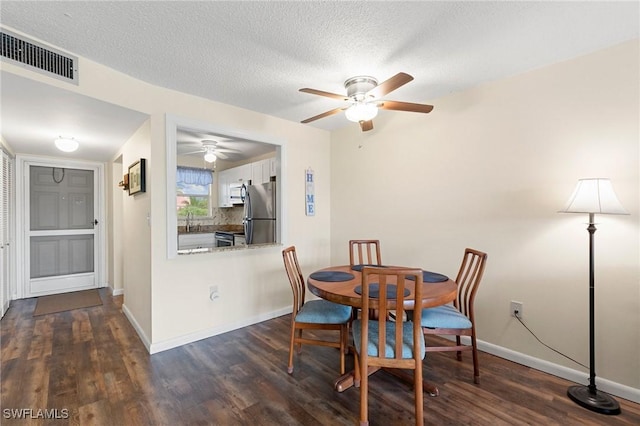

[560,178,628,215]
[54,137,79,152]
[345,103,378,122]
[204,151,217,163]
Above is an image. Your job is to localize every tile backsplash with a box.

[177,206,244,228]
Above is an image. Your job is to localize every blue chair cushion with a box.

[420,304,472,329]
[352,319,425,360]
[296,299,352,324]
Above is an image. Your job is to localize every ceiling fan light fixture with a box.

[345,103,378,123]
[54,137,79,152]
[204,150,217,163]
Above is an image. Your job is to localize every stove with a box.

[214,231,246,247]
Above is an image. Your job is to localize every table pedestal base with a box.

[333,367,439,396]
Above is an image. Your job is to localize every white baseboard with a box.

[111,288,124,296]
[473,338,640,404]
[148,306,292,354]
[121,303,152,353]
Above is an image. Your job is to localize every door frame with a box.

[15,154,106,299]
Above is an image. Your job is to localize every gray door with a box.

[27,165,98,296]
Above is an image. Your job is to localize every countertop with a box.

[178,224,243,235]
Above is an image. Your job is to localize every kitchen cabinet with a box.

[178,233,216,250]
[251,159,271,184]
[229,163,251,185]
[217,169,232,208]
[269,157,277,178]
[252,157,276,184]
[218,159,275,207]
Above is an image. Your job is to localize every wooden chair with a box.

[352,266,426,426]
[349,240,384,320]
[421,248,487,384]
[282,246,352,375]
[349,240,382,266]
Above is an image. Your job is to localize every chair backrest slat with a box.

[361,266,423,361]
[349,240,382,266]
[454,248,487,320]
[282,246,306,314]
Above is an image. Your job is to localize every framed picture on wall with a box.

[128,159,146,195]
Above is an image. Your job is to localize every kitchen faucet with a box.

[186,212,194,233]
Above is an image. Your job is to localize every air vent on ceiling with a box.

[1,29,78,84]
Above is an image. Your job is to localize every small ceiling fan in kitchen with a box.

[299,72,434,132]
[177,139,239,163]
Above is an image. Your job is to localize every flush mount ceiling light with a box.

[54,137,79,152]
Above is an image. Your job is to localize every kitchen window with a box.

[177,167,213,217]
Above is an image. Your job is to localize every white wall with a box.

[330,40,639,391]
[117,122,153,342]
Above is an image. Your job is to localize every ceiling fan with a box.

[299,72,433,132]
[178,139,239,163]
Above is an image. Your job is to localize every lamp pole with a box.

[566,212,620,415]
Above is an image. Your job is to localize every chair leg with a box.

[296,329,303,353]
[415,360,424,426]
[288,324,296,374]
[471,334,480,384]
[456,336,463,361]
[359,362,368,425]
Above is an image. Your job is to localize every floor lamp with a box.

[559,178,627,415]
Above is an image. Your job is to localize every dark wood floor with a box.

[1,289,639,425]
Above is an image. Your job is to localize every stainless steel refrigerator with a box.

[243,182,276,244]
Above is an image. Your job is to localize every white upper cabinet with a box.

[230,164,251,185]
[269,157,277,178]
[252,159,271,185]
[218,158,276,207]
[217,169,232,208]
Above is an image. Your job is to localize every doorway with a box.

[17,158,104,298]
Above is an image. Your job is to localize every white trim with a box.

[451,336,640,403]
[148,306,291,354]
[121,302,152,352]
[111,287,124,296]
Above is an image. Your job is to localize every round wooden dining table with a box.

[307,264,458,395]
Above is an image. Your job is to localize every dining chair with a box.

[421,248,487,384]
[352,266,426,426]
[349,239,382,266]
[349,240,384,320]
[282,246,352,375]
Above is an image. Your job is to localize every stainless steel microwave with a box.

[229,183,246,204]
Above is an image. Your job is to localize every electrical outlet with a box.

[209,285,220,301]
[510,301,523,318]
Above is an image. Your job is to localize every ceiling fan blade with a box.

[180,149,205,155]
[301,107,346,124]
[299,88,349,101]
[366,72,413,99]
[379,100,434,114]
[215,151,230,160]
[211,147,240,153]
[359,120,374,132]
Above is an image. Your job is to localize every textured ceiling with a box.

[1,1,638,160]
